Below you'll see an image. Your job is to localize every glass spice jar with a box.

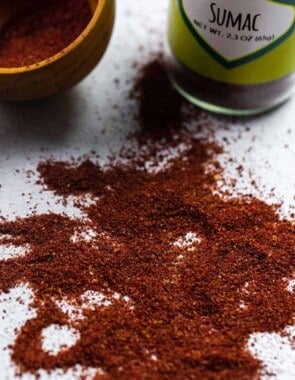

[165,0,295,115]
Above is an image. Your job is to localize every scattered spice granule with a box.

[0,58,294,379]
[131,55,184,142]
[0,0,92,67]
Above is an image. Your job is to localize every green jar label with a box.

[168,0,295,84]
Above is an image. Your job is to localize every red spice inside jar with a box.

[0,0,92,68]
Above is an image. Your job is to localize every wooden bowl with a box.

[0,0,115,101]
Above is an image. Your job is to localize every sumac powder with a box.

[0,59,294,379]
[0,0,92,67]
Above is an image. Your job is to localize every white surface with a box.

[55,290,133,322]
[42,325,80,356]
[248,326,295,380]
[0,0,294,379]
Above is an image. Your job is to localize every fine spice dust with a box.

[0,0,92,67]
[132,56,183,138]
[0,58,295,379]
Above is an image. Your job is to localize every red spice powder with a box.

[0,0,92,67]
[132,56,184,138]
[130,56,202,149]
[0,59,294,379]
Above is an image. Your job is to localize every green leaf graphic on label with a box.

[179,0,295,68]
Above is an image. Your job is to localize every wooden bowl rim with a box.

[0,0,112,74]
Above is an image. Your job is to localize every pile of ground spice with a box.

[0,0,92,67]
[0,59,294,379]
[132,56,183,138]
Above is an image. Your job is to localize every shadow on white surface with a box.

[0,88,83,146]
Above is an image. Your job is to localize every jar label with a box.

[168,0,295,84]
[180,0,295,68]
